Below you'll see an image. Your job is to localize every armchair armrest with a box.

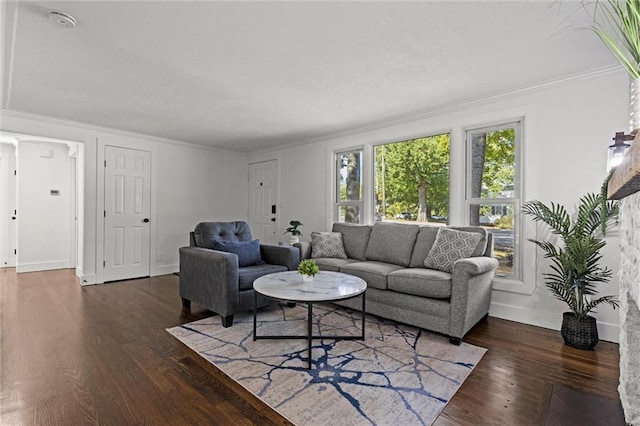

[179,246,240,315]
[260,244,300,270]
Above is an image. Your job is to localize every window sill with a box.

[491,276,536,295]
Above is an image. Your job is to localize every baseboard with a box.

[16,260,68,273]
[489,301,620,343]
[152,264,178,277]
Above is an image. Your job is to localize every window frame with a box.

[464,119,524,283]
[334,148,364,224]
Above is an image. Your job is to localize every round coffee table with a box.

[252,271,367,369]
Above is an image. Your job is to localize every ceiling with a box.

[2,1,618,153]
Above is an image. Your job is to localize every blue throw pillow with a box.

[211,239,263,267]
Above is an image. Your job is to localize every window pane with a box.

[469,128,516,199]
[469,202,514,276]
[339,205,360,223]
[374,134,450,223]
[338,151,362,202]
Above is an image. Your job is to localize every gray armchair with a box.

[179,221,300,327]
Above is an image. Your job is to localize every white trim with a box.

[16,261,69,273]
[152,264,178,277]
[1,110,244,157]
[489,301,620,343]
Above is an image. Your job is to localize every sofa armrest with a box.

[293,241,312,260]
[449,256,499,339]
[179,246,239,315]
[454,256,499,275]
[260,244,300,270]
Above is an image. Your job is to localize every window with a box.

[374,134,450,223]
[335,149,363,223]
[465,120,521,279]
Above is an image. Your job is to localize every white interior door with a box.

[104,146,151,281]
[248,160,278,244]
[0,154,7,266]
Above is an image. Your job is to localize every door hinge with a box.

[14,170,17,175]
[104,210,106,217]
[103,260,106,267]
[104,160,107,167]
[14,249,17,255]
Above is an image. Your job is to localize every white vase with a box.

[301,274,313,283]
[289,235,300,245]
[630,77,640,135]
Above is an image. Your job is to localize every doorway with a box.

[248,159,278,244]
[102,145,151,282]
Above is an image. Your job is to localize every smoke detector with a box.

[48,10,77,28]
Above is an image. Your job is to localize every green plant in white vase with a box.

[298,259,319,282]
[284,220,303,245]
[589,0,640,132]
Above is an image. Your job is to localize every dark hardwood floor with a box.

[0,268,621,425]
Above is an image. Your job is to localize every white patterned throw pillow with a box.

[423,228,482,273]
[311,232,347,259]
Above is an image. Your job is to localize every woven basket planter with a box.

[560,312,599,350]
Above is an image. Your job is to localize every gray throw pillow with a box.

[424,228,481,273]
[311,232,347,259]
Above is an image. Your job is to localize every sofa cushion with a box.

[388,268,453,299]
[332,223,372,260]
[424,228,481,273]
[311,232,347,259]
[212,239,263,267]
[365,222,419,267]
[314,257,359,272]
[238,263,287,291]
[450,226,489,257]
[195,221,252,248]
[409,226,441,268]
[340,261,404,290]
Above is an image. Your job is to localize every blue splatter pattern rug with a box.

[167,304,486,425]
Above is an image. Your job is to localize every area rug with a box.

[167,304,486,426]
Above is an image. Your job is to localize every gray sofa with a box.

[297,222,498,344]
[179,221,300,327]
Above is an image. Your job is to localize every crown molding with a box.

[0,109,246,157]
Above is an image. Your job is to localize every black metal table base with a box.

[253,292,366,369]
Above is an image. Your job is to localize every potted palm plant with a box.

[284,220,303,245]
[522,176,620,349]
[589,0,640,133]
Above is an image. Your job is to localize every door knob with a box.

[271,217,276,222]
[11,216,16,220]
[143,218,150,223]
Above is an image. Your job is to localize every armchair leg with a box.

[181,297,191,310]
[449,336,462,346]
[221,315,234,328]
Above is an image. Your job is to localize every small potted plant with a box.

[298,259,319,282]
[284,220,303,245]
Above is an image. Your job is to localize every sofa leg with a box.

[181,297,191,310]
[449,336,462,346]
[287,302,296,308]
[221,315,234,328]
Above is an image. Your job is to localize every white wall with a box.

[249,69,629,342]
[1,112,248,284]
[17,141,71,272]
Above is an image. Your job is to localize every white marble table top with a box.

[253,271,367,302]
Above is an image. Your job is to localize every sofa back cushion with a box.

[332,223,372,260]
[364,222,419,267]
[212,239,263,267]
[409,226,440,268]
[194,221,252,249]
[409,225,489,267]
